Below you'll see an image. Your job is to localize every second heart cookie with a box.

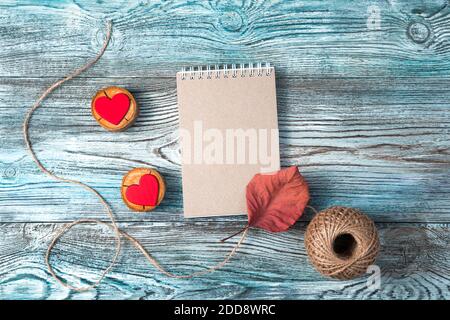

[121,168,166,212]
[92,86,138,131]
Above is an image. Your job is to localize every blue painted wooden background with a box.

[0,0,449,300]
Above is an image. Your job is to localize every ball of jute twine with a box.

[23,20,247,292]
[304,206,380,280]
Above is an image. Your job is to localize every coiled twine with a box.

[304,206,380,280]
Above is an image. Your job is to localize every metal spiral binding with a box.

[180,63,273,80]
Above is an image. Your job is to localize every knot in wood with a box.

[407,21,431,44]
[219,8,244,32]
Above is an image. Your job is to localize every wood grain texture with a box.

[0,222,449,300]
[0,0,449,299]
[0,77,448,222]
[1,0,450,77]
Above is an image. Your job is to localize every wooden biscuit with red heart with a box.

[121,168,166,212]
[91,86,138,131]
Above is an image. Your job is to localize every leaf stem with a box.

[220,226,249,243]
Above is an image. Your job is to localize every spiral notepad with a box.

[177,63,280,218]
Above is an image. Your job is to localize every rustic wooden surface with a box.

[0,0,449,300]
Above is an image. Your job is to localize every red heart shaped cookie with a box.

[91,87,138,132]
[94,93,130,125]
[121,168,166,212]
[125,174,159,206]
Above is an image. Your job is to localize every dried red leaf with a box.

[221,166,310,242]
[246,166,310,232]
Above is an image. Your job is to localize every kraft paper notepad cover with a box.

[176,66,280,217]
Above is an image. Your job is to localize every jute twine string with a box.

[23,20,248,292]
[304,206,379,280]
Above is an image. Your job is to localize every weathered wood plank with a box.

[1,0,450,301]
[0,222,449,300]
[0,0,449,78]
[1,77,449,222]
